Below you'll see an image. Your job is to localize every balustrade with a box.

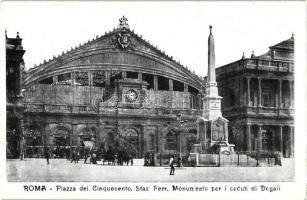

[216,59,293,76]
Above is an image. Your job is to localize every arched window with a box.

[165,132,178,151]
[186,129,197,153]
[148,133,155,151]
[24,127,42,147]
[50,127,70,146]
[106,132,114,144]
[121,129,139,149]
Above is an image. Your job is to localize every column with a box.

[41,122,47,147]
[239,77,243,106]
[19,119,24,160]
[18,64,22,96]
[258,125,262,152]
[142,125,147,154]
[169,79,173,91]
[184,84,189,109]
[258,78,262,107]
[71,72,75,85]
[105,71,110,86]
[122,71,127,79]
[279,126,283,154]
[184,84,188,92]
[272,127,276,151]
[139,125,146,158]
[157,124,164,153]
[290,81,294,107]
[88,71,92,86]
[53,75,58,84]
[247,77,251,106]
[71,122,78,147]
[99,119,106,148]
[279,79,283,108]
[246,124,252,152]
[88,71,92,105]
[138,72,142,81]
[290,126,294,157]
[154,75,158,91]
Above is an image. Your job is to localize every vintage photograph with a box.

[3,1,304,185]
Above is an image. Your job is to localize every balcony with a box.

[222,105,294,118]
[24,103,202,119]
[216,59,294,77]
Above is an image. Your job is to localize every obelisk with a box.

[202,25,222,120]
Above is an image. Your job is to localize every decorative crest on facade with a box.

[118,16,129,29]
[118,32,131,48]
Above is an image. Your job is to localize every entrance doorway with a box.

[262,128,273,152]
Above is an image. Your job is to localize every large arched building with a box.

[22,17,203,158]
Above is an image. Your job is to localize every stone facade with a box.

[21,18,202,158]
[216,35,294,157]
[8,17,295,159]
[6,31,26,159]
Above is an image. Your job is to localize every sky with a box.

[1,1,305,77]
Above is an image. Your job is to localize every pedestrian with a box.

[45,147,50,165]
[76,151,80,163]
[91,153,97,164]
[84,153,90,164]
[71,151,75,163]
[187,155,191,167]
[169,155,175,175]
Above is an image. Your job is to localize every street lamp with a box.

[20,127,25,160]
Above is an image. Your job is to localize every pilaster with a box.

[246,124,251,152]
[258,78,262,107]
[154,75,158,91]
[247,77,251,106]
[258,125,262,151]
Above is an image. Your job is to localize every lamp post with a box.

[256,138,259,167]
[174,112,188,167]
[20,127,25,160]
[176,113,182,159]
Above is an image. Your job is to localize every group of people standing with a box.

[44,147,180,176]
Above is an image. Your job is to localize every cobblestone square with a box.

[7,158,294,182]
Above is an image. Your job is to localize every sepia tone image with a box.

[4,1,300,183]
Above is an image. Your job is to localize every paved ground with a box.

[6,158,294,182]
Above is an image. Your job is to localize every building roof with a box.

[24,16,203,89]
[269,35,294,51]
[256,35,294,61]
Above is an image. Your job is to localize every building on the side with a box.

[21,17,203,158]
[216,35,294,157]
[6,31,26,159]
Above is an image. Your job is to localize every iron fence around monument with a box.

[154,151,282,167]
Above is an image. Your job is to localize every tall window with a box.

[190,95,196,109]
[24,128,42,146]
[262,128,273,151]
[262,86,275,107]
[165,132,177,151]
[228,89,235,107]
[148,134,155,151]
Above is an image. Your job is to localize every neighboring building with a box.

[22,17,203,158]
[6,31,26,158]
[216,35,294,157]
